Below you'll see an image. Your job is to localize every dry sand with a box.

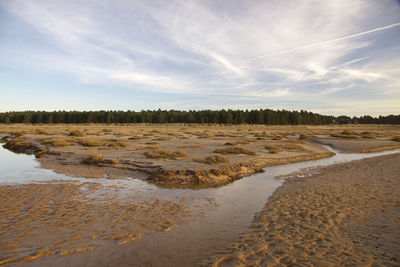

[207,152,400,266]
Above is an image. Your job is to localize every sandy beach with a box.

[208,152,400,266]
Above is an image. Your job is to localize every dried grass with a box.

[77,138,106,147]
[40,137,76,147]
[214,147,256,155]
[264,145,279,154]
[144,149,188,159]
[194,155,228,164]
[69,130,84,137]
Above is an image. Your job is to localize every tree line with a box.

[0,110,398,125]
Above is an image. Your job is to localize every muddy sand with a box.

[208,152,400,266]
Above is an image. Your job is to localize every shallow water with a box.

[1,145,400,266]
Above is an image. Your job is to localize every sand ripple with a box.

[207,153,400,266]
[0,182,189,265]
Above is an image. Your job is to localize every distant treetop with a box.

[0,109,398,125]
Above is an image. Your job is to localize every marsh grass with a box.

[144,149,188,159]
[128,135,150,140]
[330,130,359,139]
[299,133,315,139]
[4,138,36,152]
[214,147,256,156]
[341,130,353,135]
[69,130,84,137]
[280,144,306,152]
[103,138,130,148]
[194,155,228,164]
[145,141,160,145]
[77,138,106,147]
[264,145,279,154]
[225,140,252,146]
[82,153,118,165]
[82,153,104,165]
[40,137,76,147]
[154,136,173,141]
[10,131,25,137]
[35,129,49,135]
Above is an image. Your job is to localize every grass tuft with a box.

[40,137,76,147]
[35,129,49,135]
[264,145,279,154]
[144,149,188,160]
[128,135,149,140]
[4,138,36,153]
[225,140,252,146]
[194,155,228,164]
[214,147,256,156]
[77,138,105,147]
[105,139,130,148]
[69,130,84,137]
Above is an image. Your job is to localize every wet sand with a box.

[208,152,400,266]
[0,182,190,265]
[310,137,400,153]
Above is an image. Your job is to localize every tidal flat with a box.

[1,124,400,186]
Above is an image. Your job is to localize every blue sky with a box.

[1,0,399,116]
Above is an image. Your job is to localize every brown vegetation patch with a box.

[82,153,118,165]
[4,138,38,154]
[225,140,252,146]
[105,139,130,148]
[82,153,104,165]
[154,136,173,141]
[40,137,76,147]
[35,129,49,135]
[77,138,106,147]
[264,145,279,154]
[128,135,150,140]
[145,141,160,145]
[194,155,228,165]
[69,130,84,137]
[214,147,256,156]
[144,149,188,160]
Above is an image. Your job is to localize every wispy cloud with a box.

[250,22,400,60]
[0,0,399,115]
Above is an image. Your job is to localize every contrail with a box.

[250,22,400,60]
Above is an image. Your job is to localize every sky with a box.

[0,0,400,116]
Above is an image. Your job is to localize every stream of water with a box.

[1,145,400,266]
